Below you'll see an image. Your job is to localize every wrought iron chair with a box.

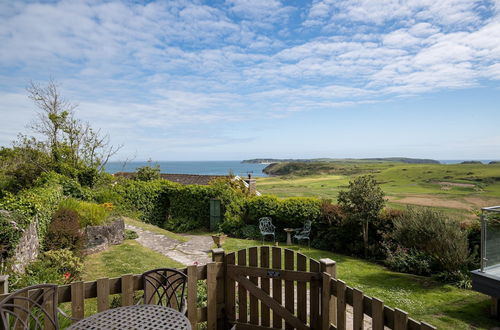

[141,268,188,314]
[293,220,312,247]
[258,217,275,244]
[0,284,59,330]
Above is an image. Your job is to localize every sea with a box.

[104,159,499,177]
[104,161,269,177]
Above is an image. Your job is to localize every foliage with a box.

[338,175,385,256]
[240,225,260,239]
[0,183,63,244]
[135,164,161,181]
[58,198,110,227]
[384,244,432,276]
[44,208,84,252]
[391,207,470,273]
[12,249,83,290]
[0,211,26,262]
[124,229,139,240]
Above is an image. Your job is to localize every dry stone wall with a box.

[84,218,125,254]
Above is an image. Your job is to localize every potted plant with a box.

[211,232,227,248]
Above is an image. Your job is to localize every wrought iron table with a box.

[67,304,191,330]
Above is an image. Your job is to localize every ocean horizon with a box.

[105,159,498,177]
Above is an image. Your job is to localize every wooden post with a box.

[336,280,346,330]
[353,288,364,330]
[321,272,331,330]
[371,297,384,330]
[320,258,336,326]
[187,265,198,329]
[71,281,84,322]
[212,248,225,330]
[0,275,8,295]
[97,278,110,312]
[121,274,134,306]
[207,262,218,330]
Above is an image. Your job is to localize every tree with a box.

[338,175,385,257]
[135,162,161,181]
[23,80,121,176]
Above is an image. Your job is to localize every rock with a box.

[84,218,125,254]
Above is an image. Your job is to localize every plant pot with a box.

[212,234,227,248]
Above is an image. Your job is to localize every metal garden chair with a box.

[0,284,59,330]
[293,220,312,247]
[258,217,275,244]
[141,268,188,314]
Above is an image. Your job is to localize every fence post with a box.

[212,248,225,330]
[0,275,8,295]
[320,258,336,326]
[207,262,218,330]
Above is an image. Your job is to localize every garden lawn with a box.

[221,237,496,330]
[123,217,188,243]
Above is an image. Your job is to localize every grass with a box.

[83,240,184,280]
[220,237,496,330]
[257,162,500,221]
[123,217,189,243]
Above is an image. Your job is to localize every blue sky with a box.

[0,0,499,161]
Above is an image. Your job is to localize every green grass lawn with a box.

[221,237,496,330]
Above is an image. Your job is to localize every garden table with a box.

[67,304,191,330]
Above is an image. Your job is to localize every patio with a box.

[0,246,436,330]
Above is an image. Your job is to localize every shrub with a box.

[58,198,110,227]
[44,208,84,252]
[12,249,83,289]
[241,225,260,239]
[338,175,385,257]
[391,207,469,273]
[125,229,139,240]
[384,244,432,276]
[135,165,161,181]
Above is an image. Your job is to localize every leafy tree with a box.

[135,161,161,181]
[338,175,385,257]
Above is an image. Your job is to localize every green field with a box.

[257,162,500,220]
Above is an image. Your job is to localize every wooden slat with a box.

[394,308,408,330]
[13,291,28,330]
[310,258,320,329]
[227,265,320,281]
[207,262,218,329]
[43,287,57,330]
[249,247,259,325]
[232,321,284,330]
[187,265,198,329]
[296,253,307,324]
[284,249,295,330]
[371,298,384,330]
[321,258,337,326]
[260,246,271,327]
[71,281,84,322]
[238,249,248,323]
[336,280,346,330]
[322,272,331,330]
[226,252,236,323]
[121,274,134,306]
[235,275,308,330]
[96,278,109,312]
[420,321,437,330]
[272,246,282,329]
[353,288,364,330]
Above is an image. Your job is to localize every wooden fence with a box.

[0,247,435,330]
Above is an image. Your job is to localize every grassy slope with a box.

[221,238,495,330]
[257,163,500,220]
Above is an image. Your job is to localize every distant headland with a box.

[242,157,440,164]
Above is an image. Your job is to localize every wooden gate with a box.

[225,246,329,330]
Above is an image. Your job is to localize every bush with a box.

[241,225,260,239]
[125,229,139,240]
[135,165,161,182]
[384,244,432,276]
[44,208,84,252]
[391,207,469,273]
[12,249,83,289]
[58,198,110,227]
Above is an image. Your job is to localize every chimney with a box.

[244,173,257,195]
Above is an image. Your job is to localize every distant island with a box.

[242,157,440,164]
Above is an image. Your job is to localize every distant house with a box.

[113,172,260,195]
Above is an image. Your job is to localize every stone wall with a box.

[84,218,125,254]
[11,220,39,273]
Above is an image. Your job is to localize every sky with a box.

[0,0,499,161]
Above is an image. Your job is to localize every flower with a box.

[63,272,71,281]
[193,261,199,266]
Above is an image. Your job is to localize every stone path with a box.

[125,224,213,266]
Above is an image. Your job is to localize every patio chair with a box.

[293,220,312,247]
[0,284,59,330]
[259,217,275,244]
[141,268,188,313]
